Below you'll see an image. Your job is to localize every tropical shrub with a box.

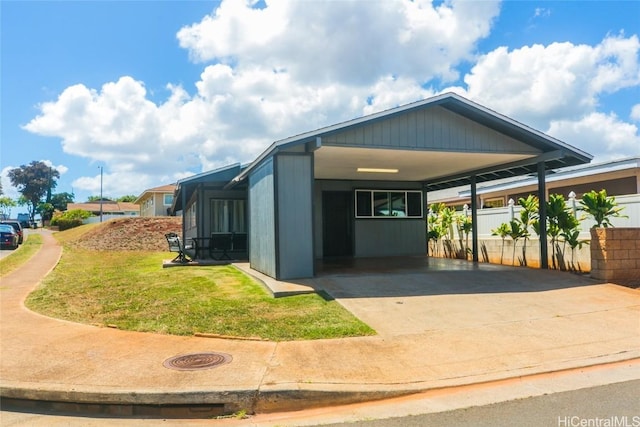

[579,189,627,228]
[50,209,92,230]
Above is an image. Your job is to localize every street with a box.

[1,362,638,426]
[316,380,640,427]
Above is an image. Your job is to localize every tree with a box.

[51,192,75,212]
[117,195,137,203]
[87,196,112,202]
[8,161,60,221]
[0,196,16,219]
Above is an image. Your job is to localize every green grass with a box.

[25,231,375,341]
[0,233,43,278]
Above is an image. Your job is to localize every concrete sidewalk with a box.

[1,230,639,417]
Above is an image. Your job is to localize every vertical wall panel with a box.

[276,154,314,279]
[249,159,276,278]
[355,220,426,257]
[321,106,539,154]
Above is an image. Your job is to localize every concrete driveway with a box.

[310,256,639,337]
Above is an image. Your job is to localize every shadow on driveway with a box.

[312,256,603,298]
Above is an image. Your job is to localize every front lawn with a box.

[25,244,375,341]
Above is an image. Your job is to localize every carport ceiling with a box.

[314,146,535,183]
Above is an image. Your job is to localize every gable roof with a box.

[134,184,176,204]
[67,201,140,214]
[228,92,592,190]
[171,163,246,212]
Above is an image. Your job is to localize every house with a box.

[428,156,640,210]
[171,92,592,280]
[135,184,177,217]
[67,200,140,222]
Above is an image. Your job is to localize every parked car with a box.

[0,224,19,250]
[0,220,23,244]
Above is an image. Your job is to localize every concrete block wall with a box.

[430,237,591,271]
[590,228,640,282]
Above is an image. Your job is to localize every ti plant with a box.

[491,222,511,265]
[579,189,627,228]
[517,195,539,266]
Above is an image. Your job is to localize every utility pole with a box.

[99,166,103,223]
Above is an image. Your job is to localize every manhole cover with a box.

[163,352,232,371]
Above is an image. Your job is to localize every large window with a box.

[211,199,246,233]
[163,194,173,206]
[355,190,423,218]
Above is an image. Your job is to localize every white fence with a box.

[430,193,639,270]
[83,214,139,224]
[474,193,639,238]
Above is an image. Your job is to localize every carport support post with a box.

[537,162,549,269]
[470,175,479,262]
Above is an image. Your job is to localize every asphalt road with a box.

[316,380,640,427]
[1,366,638,426]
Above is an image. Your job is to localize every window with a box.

[186,202,197,229]
[211,199,246,233]
[355,190,423,218]
[163,194,173,206]
[483,197,504,208]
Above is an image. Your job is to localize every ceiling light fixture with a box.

[357,168,399,173]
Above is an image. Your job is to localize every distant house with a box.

[135,184,176,217]
[428,156,640,210]
[67,200,140,222]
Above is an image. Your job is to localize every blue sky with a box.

[1,0,639,210]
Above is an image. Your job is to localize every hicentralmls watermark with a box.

[558,416,640,427]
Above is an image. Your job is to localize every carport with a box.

[227,92,592,280]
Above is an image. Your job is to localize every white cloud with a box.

[461,34,640,128]
[25,1,501,197]
[453,33,640,159]
[21,0,640,198]
[548,112,640,160]
[1,166,20,201]
[631,104,640,121]
[178,0,500,85]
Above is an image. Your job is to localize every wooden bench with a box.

[165,233,192,263]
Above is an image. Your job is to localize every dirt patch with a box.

[70,217,182,251]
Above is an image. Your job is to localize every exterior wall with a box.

[324,106,540,154]
[590,228,640,282]
[355,220,426,257]
[276,154,314,279]
[314,180,426,259]
[249,158,277,278]
[471,237,591,271]
[139,193,173,217]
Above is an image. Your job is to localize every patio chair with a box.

[165,232,192,263]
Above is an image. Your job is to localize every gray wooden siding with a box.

[276,154,314,279]
[314,180,425,258]
[249,159,277,278]
[323,106,539,154]
[355,219,426,257]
